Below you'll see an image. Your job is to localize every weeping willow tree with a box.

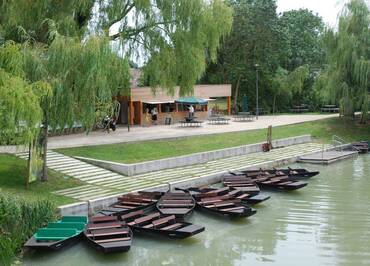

[317,0,370,124]
[0,0,232,181]
[272,65,309,114]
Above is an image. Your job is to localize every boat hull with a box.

[24,234,81,251]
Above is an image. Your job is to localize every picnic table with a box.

[208,116,230,125]
[321,105,339,113]
[290,104,309,113]
[234,112,255,122]
[179,120,204,127]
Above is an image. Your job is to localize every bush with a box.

[0,193,55,266]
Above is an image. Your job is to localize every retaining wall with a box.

[76,135,312,176]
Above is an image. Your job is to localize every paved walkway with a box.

[17,142,331,201]
[1,114,337,153]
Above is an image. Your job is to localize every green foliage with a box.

[316,0,370,123]
[0,194,55,266]
[46,36,130,130]
[201,0,325,112]
[279,9,325,71]
[0,42,43,144]
[271,65,309,112]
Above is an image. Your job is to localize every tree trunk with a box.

[41,117,48,182]
[233,75,241,114]
[273,94,277,116]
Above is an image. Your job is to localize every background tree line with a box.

[201,0,369,123]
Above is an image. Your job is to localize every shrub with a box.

[0,193,55,265]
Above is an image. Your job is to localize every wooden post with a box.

[175,103,179,112]
[129,100,134,125]
[227,96,231,115]
[157,104,161,114]
[267,125,272,149]
[138,101,142,125]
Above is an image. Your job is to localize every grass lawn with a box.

[58,117,370,164]
[0,154,82,206]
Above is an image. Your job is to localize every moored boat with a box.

[240,168,319,180]
[224,174,307,191]
[120,210,205,239]
[187,188,257,218]
[24,216,87,251]
[84,215,132,253]
[184,187,270,205]
[352,141,369,154]
[156,191,195,218]
[98,191,163,216]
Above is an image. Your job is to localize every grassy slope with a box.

[58,117,370,164]
[0,154,82,205]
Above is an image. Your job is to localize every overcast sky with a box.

[277,0,349,27]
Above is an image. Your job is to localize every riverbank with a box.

[0,154,84,205]
[57,117,369,164]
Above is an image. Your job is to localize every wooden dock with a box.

[298,151,358,164]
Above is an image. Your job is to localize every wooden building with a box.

[116,84,232,126]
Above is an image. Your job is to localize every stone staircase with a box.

[16,142,331,201]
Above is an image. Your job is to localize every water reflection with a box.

[23,155,370,266]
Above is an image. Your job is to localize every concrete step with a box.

[61,166,102,175]
[51,163,91,171]
[73,169,110,179]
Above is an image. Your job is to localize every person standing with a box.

[151,107,158,125]
[188,105,194,120]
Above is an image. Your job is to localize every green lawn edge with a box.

[57,117,370,164]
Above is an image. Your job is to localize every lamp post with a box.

[255,63,259,120]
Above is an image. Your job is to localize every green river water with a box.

[23,154,370,266]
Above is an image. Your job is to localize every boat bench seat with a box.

[121,210,144,220]
[95,237,131,244]
[87,230,129,237]
[199,198,223,205]
[277,181,293,185]
[161,199,193,204]
[159,203,193,207]
[89,216,117,223]
[142,215,176,229]
[87,222,122,230]
[160,223,183,231]
[236,194,249,199]
[128,213,160,226]
[160,208,190,214]
[35,228,77,241]
[47,222,85,231]
[221,206,245,211]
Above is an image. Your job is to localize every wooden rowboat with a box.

[194,192,257,218]
[222,174,261,195]
[240,168,319,180]
[224,175,307,192]
[120,210,205,239]
[98,191,163,216]
[185,187,270,205]
[156,191,195,218]
[352,142,369,154]
[84,215,132,253]
[24,216,87,251]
